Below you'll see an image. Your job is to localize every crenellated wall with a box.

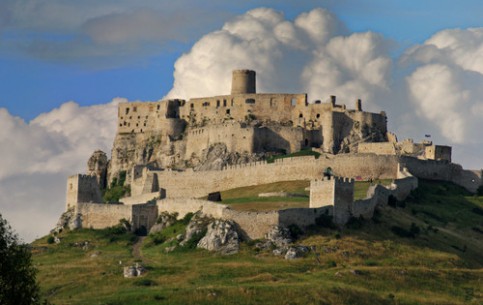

[66,174,102,210]
[133,154,398,199]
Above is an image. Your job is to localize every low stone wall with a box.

[75,202,157,231]
[76,203,132,229]
[121,191,162,205]
[156,198,332,239]
[351,171,418,220]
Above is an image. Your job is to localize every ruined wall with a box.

[75,202,157,231]
[425,145,452,162]
[157,198,332,239]
[309,179,335,208]
[121,190,164,205]
[333,177,355,225]
[66,174,102,210]
[185,123,255,157]
[132,204,158,231]
[358,142,396,155]
[139,154,398,199]
[157,198,227,219]
[76,203,132,229]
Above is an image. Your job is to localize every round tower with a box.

[231,69,256,94]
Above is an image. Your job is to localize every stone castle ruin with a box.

[60,69,483,238]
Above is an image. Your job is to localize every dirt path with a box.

[132,236,152,263]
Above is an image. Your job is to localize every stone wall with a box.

[357,142,396,155]
[76,203,132,229]
[66,174,102,210]
[75,202,158,231]
[140,154,398,199]
[156,198,333,239]
[121,190,164,205]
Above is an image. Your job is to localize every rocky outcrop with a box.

[265,225,292,248]
[87,150,108,189]
[149,212,177,234]
[197,219,239,255]
[284,246,310,260]
[123,263,145,278]
[51,208,82,234]
[191,143,263,172]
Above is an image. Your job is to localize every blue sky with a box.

[2,0,483,120]
[1,0,483,241]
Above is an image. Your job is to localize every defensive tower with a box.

[231,69,256,94]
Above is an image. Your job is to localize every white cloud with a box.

[166,8,391,111]
[404,29,483,146]
[0,99,120,242]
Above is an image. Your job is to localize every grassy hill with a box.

[32,180,483,305]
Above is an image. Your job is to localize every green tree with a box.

[0,213,43,305]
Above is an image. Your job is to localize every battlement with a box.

[66,174,102,210]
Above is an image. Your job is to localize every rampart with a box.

[66,174,102,210]
[141,154,398,199]
[75,202,158,232]
[156,198,332,239]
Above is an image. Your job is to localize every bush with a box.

[315,211,336,229]
[182,228,207,249]
[346,216,364,229]
[47,236,55,244]
[287,224,303,239]
[477,185,483,196]
[326,260,337,268]
[391,223,420,238]
[181,212,194,225]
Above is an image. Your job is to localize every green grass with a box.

[353,179,393,200]
[33,180,483,305]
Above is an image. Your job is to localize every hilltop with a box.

[33,179,482,305]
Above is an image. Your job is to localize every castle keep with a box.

[63,69,482,238]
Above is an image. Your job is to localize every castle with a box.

[62,70,482,239]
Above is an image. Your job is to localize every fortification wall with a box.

[185,123,255,157]
[157,198,333,239]
[358,142,396,155]
[121,191,163,205]
[76,203,132,229]
[223,209,279,239]
[132,204,158,231]
[66,174,102,210]
[309,179,334,208]
[144,154,397,199]
[157,198,226,218]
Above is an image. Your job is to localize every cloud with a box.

[404,28,483,145]
[166,8,391,111]
[0,0,232,66]
[0,99,120,242]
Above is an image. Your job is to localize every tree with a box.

[0,213,43,305]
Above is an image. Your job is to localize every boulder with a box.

[180,213,210,246]
[284,246,310,260]
[197,219,239,255]
[149,212,177,234]
[123,263,145,278]
[266,226,292,248]
[51,208,82,234]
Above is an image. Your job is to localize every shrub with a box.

[182,228,207,249]
[287,224,303,239]
[181,212,194,225]
[346,216,364,229]
[326,260,337,268]
[477,185,483,196]
[47,236,55,244]
[315,211,336,229]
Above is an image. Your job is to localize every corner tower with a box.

[231,69,256,94]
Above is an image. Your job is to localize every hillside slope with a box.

[32,180,483,305]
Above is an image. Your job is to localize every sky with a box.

[1,0,483,242]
